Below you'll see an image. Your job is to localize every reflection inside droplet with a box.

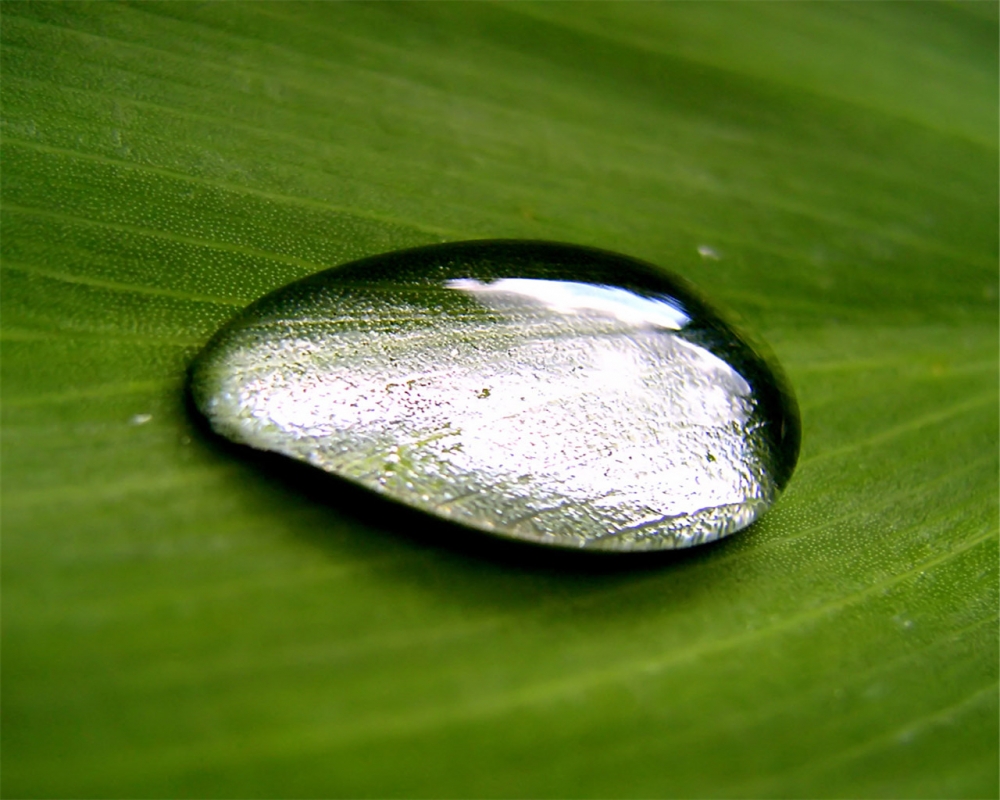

[191,241,799,551]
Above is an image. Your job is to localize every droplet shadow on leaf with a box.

[184,387,748,576]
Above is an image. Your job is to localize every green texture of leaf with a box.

[2,2,997,797]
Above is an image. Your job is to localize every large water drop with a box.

[190,241,799,551]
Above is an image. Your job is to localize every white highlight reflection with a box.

[447,278,690,330]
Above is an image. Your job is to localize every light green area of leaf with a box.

[2,2,997,797]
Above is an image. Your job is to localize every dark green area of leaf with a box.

[2,2,997,797]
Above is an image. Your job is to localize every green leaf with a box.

[3,2,997,797]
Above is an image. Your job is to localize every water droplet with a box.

[190,241,799,551]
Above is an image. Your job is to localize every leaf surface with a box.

[2,3,997,797]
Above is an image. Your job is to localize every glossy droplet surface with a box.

[190,241,799,551]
